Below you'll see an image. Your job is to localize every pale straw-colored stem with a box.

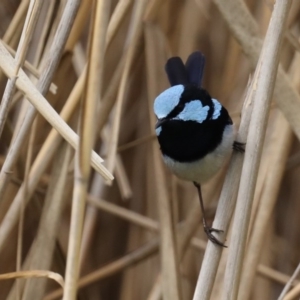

[238,49,300,300]
[212,0,300,140]
[0,0,43,138]
[222,1,291,299]
[278,262,300,300]
[44,239,159,300]
[22,143,72,300]
[63,0,110,299]
[0,0,84,201]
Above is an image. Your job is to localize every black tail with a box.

[165,57,189,86]
[165,51,206,88]
[185,51,206,88]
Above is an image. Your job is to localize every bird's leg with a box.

[193,182,227,247]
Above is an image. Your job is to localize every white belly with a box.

[162,124,235,183]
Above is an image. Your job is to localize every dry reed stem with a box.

[239,111,292,300]
[105,0,133,49]
[118,134,155,152]
[78,0,136,279]
[79,168,105,266]
[87,195,158,231]
[0,0,43,138]
[279,262,300,300]
[96,56,125,133]
[146,196,201,300]
[0,1,299,299]
[2,0,29,44]
[0,0,92,262]
[28,1,56,68]
[22,143,72,300]
[192,78,254,299]
[247,153,268,236]
[16,117,37,299]
[0,42,111,177]
[63,1,110,299]
[238,48,300,300]
[0,271,64,288]
[88,0,134,132]
[65,0,91,52]
[44,191,295,299]
[283,278,300,300]
[222,1,291,299]
[0,0,83,204]
[1,66,85,255]
[114,155,132,199]
[150,153,182,300]
[69,195,300,288]
[213,0,300,141]
[0,45,111,257]
[3,41,57,94]
[79,46,134,264]
[147,275,162,300]
[44,239,159,300]
[106,0,147,174]
[145,17,182,300]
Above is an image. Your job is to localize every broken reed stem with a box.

[0,0,89,257]
[0,45,111,257]
[63,0,110,299]
[222,1,291,299]
[0,0,43,138]
[2,41,57,94]
[0,0,83,203]
[0,43,111,177]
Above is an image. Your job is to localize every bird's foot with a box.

[204,226,227,248]
[233,141,245,153]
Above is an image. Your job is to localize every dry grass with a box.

[0,0,299,299]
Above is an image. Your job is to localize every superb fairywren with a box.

[153,51,244,246]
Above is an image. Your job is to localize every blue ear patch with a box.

[154,85,184,119]
[212,99,222,120]
[175,100,209,123]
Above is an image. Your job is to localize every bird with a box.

[153,51,244,247]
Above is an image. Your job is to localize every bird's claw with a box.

[233,141,245,153]
[204,226,227,248]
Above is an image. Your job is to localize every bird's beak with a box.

[155,118,167,129]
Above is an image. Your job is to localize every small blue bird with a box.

[153,51,244,246]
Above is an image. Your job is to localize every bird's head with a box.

[153,84,222,136]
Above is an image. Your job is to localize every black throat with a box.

[157,86,232,162]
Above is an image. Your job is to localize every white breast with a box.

[162,124,235,183]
